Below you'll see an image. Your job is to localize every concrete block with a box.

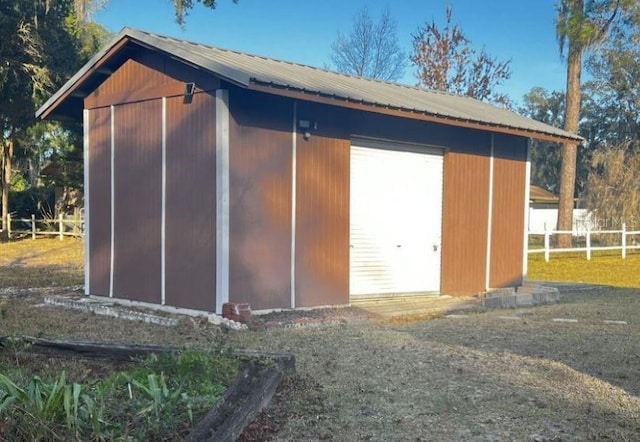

[482,294,517,309]
[515,293,533,306]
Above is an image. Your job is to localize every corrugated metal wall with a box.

[228,89,293,310]
[113,99,162,303]
[87,107,111,296]
[441,132,492,295]
[165,92,217,310]
[295,133,350,307]
[490,134,527,288]
[85,51,220,309]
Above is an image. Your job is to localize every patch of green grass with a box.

[0,237,83,288]
[528,250,640,288]
[0,347,240,441]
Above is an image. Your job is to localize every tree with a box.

[171,0,238,27]
[411,6,511,105]
[329,6,407,81]
[586,145,640,233]
[554,0,640,246]
[520,86,597,200]
[1,0,59,236]
[579,25,640,231]
[520,88,565,192]
[583,31,640,151]
[0,0,108,236]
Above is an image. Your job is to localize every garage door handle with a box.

[396,245,402,248]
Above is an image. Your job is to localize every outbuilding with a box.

[37,28,582,314]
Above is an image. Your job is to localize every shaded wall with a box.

[87,107,111,297]
[295,102,351,308]
[228,89,293,310]
[85,52,219,309]
[112,99,162,303]
[490,134,527,288]
[165,92,217,310]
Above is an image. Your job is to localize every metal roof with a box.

[529,185,559,203]
[37,27,582,144]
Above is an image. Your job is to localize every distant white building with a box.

[528,185,590,233]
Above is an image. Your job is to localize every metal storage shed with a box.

[37,28,582,314]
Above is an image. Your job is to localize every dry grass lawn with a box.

[528,250,640,288]
[2,238,640,440]
[0,237,83,288]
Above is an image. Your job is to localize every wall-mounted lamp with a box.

[183,82,196,104]
[298,120,317,141]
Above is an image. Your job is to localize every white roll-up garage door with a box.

[350,141,444,296]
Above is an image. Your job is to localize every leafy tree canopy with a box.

[411,6,511,106]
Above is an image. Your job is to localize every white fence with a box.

[528,207,591,235]
[4,213,83,240]
[529,223,640,261]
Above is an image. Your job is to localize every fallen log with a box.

[0,336,179,361]
[186,362,283,441]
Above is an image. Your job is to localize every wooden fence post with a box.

[622,223,627,259]
[586,227,591,261]
[544,227,550,262]
[31,214,36,240]
[59,213,64,240]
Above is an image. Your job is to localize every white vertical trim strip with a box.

[522,139,532,281]
[290,101,297,309]
[485,134,495,291]
[215,90,230,314]
[161,97,167,305]
[109,105,115,298]
[83,109,90,295]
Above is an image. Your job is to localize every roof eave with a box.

[248,81,583,146]
[37,30,134,120]
[37,28,253,120]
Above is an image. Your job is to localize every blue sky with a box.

[95,0,567,105]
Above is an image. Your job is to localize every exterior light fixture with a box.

[184,82,196,104]
[298,120,317,141]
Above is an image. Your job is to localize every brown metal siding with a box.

[294,103,455,305]
[87,107,111,296]
[228,89,292,310]
[299,103,506,299]
[295,133,350,307]
[441,131,492,295]
[112,100,162,303]
[490,134,527,288]
[165,92,217,310]
[85,52,219,110]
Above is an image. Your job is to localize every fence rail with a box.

[5,213,83,240]
[528,223,640,261]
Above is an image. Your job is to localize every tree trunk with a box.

[557,38,583,248]
[1,139,14,240]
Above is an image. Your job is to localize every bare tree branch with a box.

[329,6,407,81]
